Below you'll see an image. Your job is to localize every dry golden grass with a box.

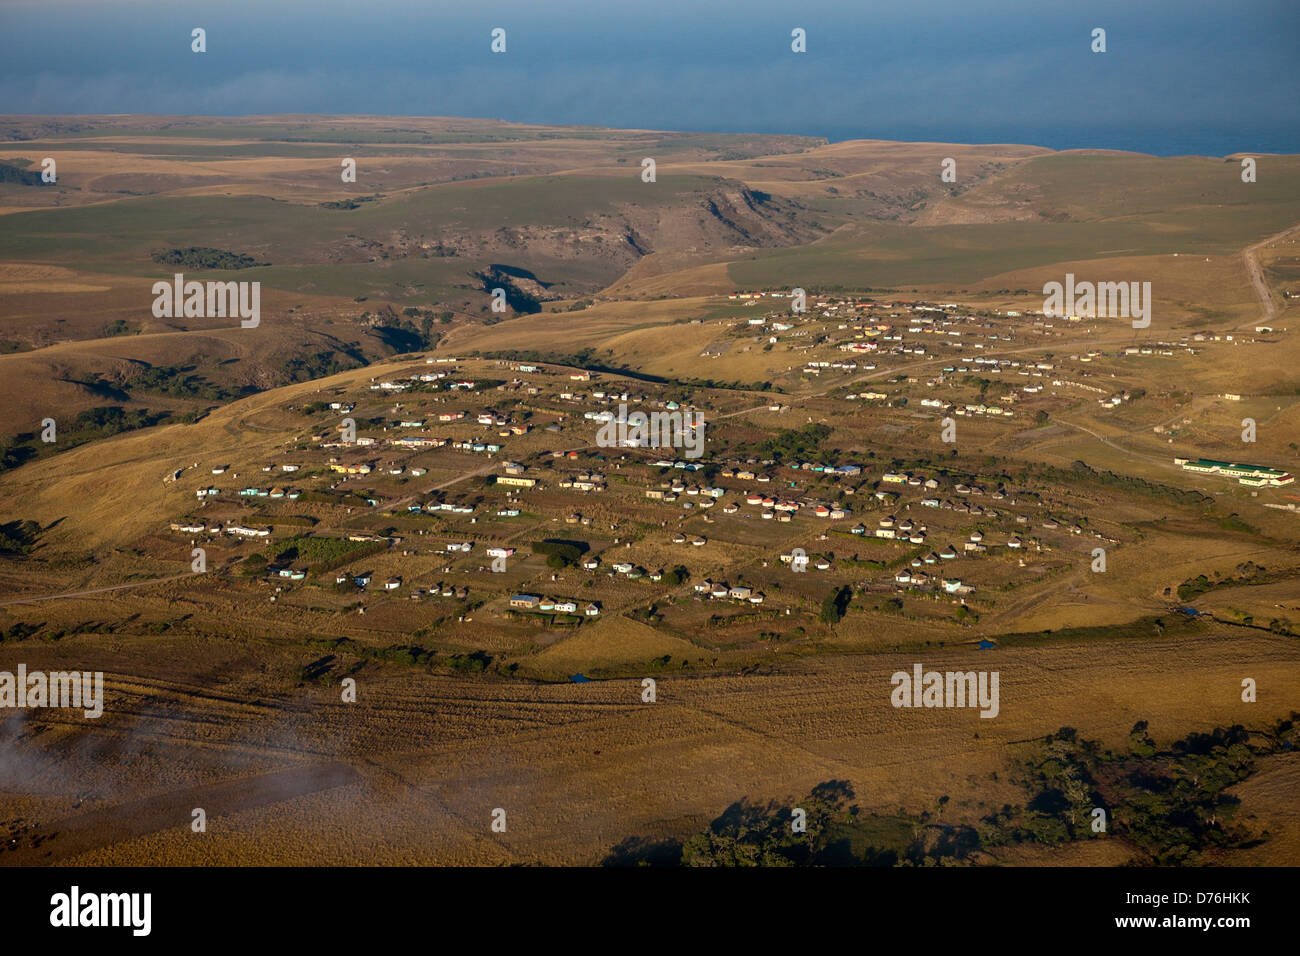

[604,259,735,298]
[2,627,1294,866]
[525,616,699,677]
[0,263,110,293]
[0,352,379,554]
[1218,753,1300,866]
[961,252,1260,327]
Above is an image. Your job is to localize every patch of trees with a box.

[877,596,905,615]
[1215,513,1256,535]
[297,654,348,684]
[102,319,137,337]
[687,378,773,392]
[662,565,689,586]
[369,310,441,353]
[70,406,169,439]
[531,538,590,569]
[1020,460,1213,508]
[819,584,852,624]
[1178,561,1283,602]
[1065,459,1213,505]
[979,720,1290,865]
[150,247,268,270]
[0,161,46,186]
[129,364,243,401]
[12,408,175,460]
[628,604,663,624]
[265,535,388,574]
[0,435,38,472]
[607,715,1300,866]
[319,194,380,210]
[302,638,493,678]
[65,376,129,401]
[621,780,974,867]
[0,622,43,642]
[0,519,41,556]
[742,423,832,463]
[283,348,368,382]
[448,650,493,673]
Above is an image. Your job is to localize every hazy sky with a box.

[1,0,1296,155]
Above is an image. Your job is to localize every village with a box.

[140,285,1297,655]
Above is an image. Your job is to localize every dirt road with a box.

[1240,223,1300,328]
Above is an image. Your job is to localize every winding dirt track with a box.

[1239,223,1300,328]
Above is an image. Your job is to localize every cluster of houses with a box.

[778,551,833,571]
[558,471,606,492]
[852,514,927,543]
[737,296,1188,430]
[605,561,664,579]
[691,581,766,603]
[785,462,863,477]
[238,486,302,499]
[719,298,1236,464]
[649,459,706,471]
[1119,343,1194,357]
[368,371,456,393]
[950,402,1013,419]
[330,571,457,597]
[411,584,471,599]
[449,439,504,455]
[331,570,448,595]
[150,291,1232,637]
[847,517,1028,559]
[646,484,725,502]
[408,501,475,516]
[169,520,271,538]
[390,436,446,451]
[719,465,776,482]
[170,340,1127,626]
[892,568,974,596]
[803,360,863,374]
[670,533,710,547]
[508,593,601,616]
